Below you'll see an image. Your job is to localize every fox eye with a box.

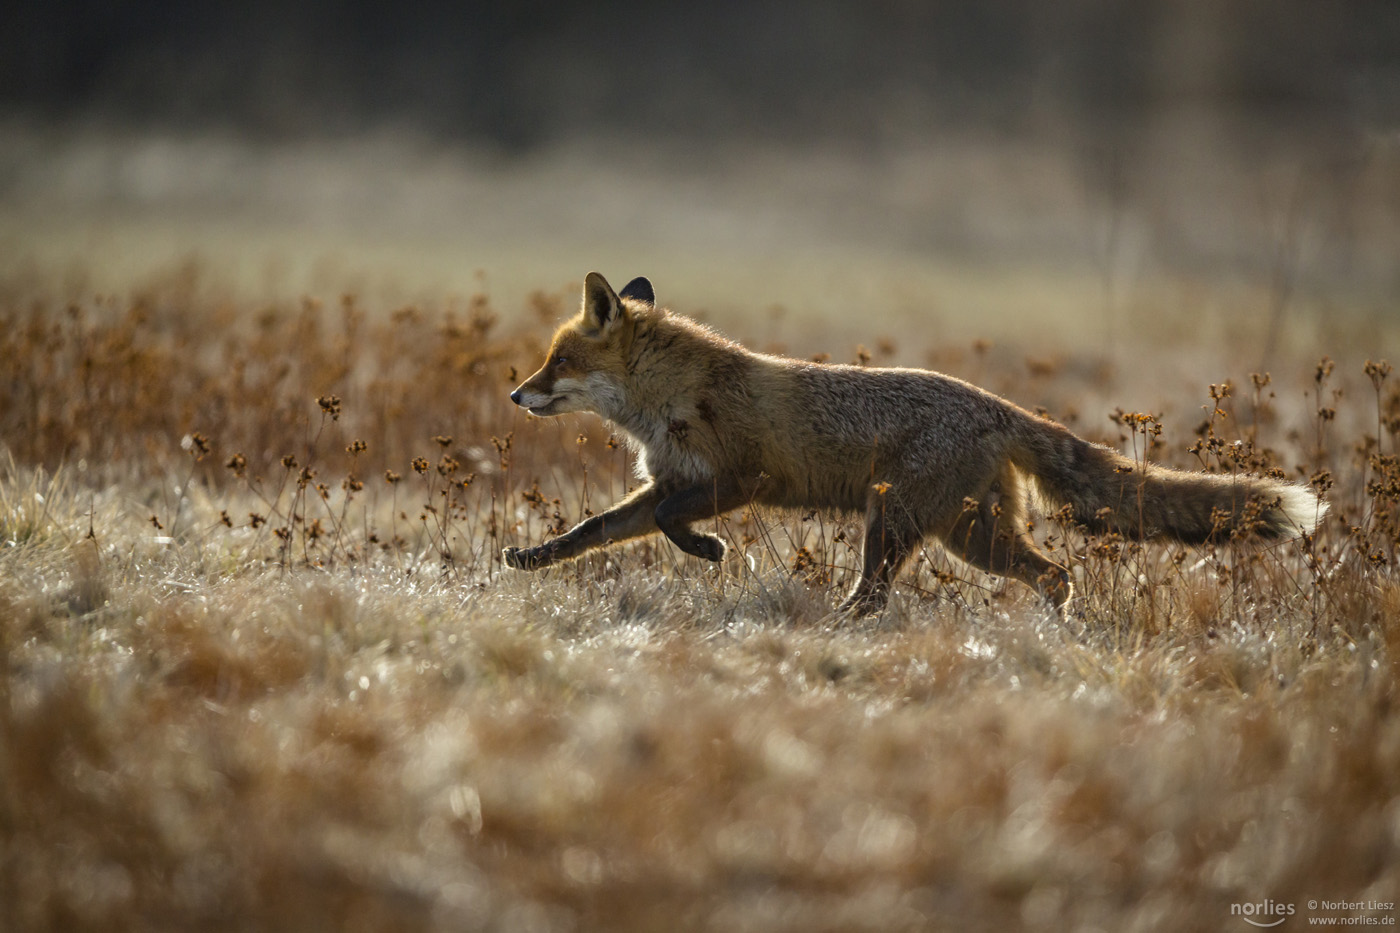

[553,355,568,366]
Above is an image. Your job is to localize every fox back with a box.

[506,272,1325,616]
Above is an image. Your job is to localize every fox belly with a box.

[505,271,1325,619]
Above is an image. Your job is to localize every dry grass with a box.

[2,265,1399,932]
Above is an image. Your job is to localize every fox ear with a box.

[618,276,654,306]
[581,271,623,333]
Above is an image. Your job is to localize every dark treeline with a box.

[4,0,1398,147]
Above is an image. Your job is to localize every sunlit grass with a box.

[2,264,1398,930]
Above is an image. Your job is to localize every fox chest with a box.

[624,416,718,485]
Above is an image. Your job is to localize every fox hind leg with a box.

[940,482,1071,614]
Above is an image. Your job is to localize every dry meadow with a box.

[2,251,1399,932]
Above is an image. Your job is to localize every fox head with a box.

[509,272,654,418]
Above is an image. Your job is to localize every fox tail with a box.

[1007,415,1325,543]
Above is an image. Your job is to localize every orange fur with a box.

[506,273,1327,615]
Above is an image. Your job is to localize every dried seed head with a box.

[182,432,211,460]
[1208,382,1233,401]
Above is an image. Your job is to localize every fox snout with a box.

[509,371,548,409]
[509,374,565,415]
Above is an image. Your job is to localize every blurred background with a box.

[2,0,1398,354]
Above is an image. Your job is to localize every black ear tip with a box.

[618,276,655,306]
[582,271,619,326]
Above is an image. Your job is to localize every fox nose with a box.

[510,388,523,406]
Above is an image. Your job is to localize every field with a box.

[3,136,1400,932]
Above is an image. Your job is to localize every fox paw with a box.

[1036,570,1074,618]
[502,545,550,570]
[690,534,726,563]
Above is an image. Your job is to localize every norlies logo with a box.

[1232,899,1295,927]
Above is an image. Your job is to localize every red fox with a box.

[505,272,1326,615]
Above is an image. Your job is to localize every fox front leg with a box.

[503,484,662,570]
[652,478,753,562]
